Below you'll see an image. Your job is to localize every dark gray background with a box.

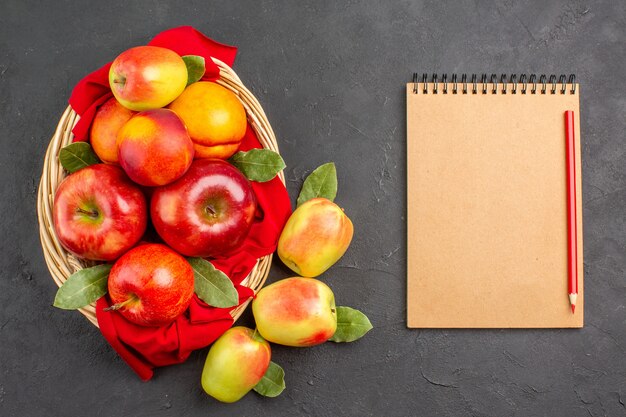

[1,1,625,416]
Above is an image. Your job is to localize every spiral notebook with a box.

[407,74,583,328]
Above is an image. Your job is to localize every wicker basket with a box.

[37,58,285,327]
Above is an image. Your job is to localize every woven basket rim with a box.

[37,57,284,328]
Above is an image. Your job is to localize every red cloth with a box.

[68,27,291,380]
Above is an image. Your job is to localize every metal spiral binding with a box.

[411,73,576,95]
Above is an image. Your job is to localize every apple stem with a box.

[112,75,126,86]
[205,205,217,217]
[103,294,138,312]
[331,308,336,313]
[76,207,99,218]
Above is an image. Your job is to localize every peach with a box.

[109,46,187,111]
[278,198,354,277]
[89,97,135,164]
[116,109,194,186]
[201,327,271,403]
[168,82,246,159]
[193,141,241,160]
[252,277,337,347]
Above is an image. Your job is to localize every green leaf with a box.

[296,162,337,207]
[229,149,286,182]
[329,306,373,343]
[188,258,238,308]
[253,361,286,397]
[59,142,100,173]
[182,55,206,86]
[53,264,112,310]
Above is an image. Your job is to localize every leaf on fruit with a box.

[296,162,337,207]
[253,361,286,398]
[329,306,373,343]
[59,142,100,173]
[229,149,286,182]
[53,264,112,310]
[188,258,238,308]
[182,55,205,86]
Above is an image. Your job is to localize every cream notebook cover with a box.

[407,74,583,328]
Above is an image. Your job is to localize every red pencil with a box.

[565,110,578,314]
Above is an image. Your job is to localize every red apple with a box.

[151,159,256,257]
[252,277,337,347]
[106,243,194,327]
[109,46,188,111]
[117,108,194,186]
[53,164,147,261]
[201,327,271,403]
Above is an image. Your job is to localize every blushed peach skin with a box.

[277,198,354,277]
[168,82,247,159]
[193,142,241,160]
[252,277,337,347]
[90,97,136,164]
[116,108,194,186]
[201,327,271,403]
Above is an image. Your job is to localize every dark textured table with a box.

[2,1,625,416]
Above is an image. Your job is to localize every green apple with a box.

[201,326,271,403]
[252,277,337,347]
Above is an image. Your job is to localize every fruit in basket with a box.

[252,277,337,347]
[168,81,246,159]
[151,159,256,257]
[106,243,194,326]
[116,108,194,186]
[53,164,147,261]
[109,45,187,111]
[201,326,271,403]
[90,97,136,164]
[277,198,353,277]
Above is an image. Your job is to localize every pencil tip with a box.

[571,304,576,314]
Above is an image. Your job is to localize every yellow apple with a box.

[109,46,187,111]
